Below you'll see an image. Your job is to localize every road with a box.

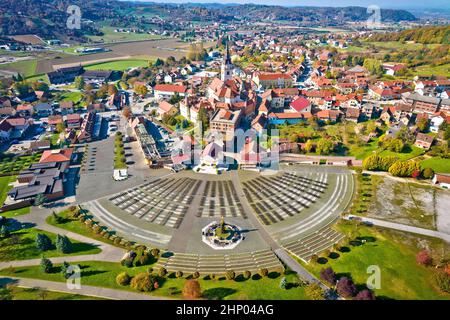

[345,215,450,243]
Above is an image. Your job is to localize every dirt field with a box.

[8,34,45,45]
[366,176,448,230]
[35,39,215,73]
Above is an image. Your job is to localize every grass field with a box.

[378,145,425,161]
[46,210,122,248]
[0,176,14,205]
[304,221,450,300]
[0,261,308,300]
[0,227,101,262]
[0,59,37,77]
[5,286,106,300]
[26,73,50,84]
[84,59,150,71]
[414,63,450,78]
[87,27,163,43]
[57,91,83,104]
[420,157,450,173]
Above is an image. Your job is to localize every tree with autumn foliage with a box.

[416,250,433,266]
[182,279,202,299]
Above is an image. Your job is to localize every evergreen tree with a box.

[36,233,53,252]
[40,258,53,273]
[56,235,73,254]
[280,277,288,289]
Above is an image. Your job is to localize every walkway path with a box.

[345,215,450,243]
[0,206,126,270]
[0,276,169,300]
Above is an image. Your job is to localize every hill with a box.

[368,25,450,44]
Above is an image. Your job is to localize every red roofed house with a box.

[153,84,188,101]
[414,133,434,150]
[289,97,311,113]
[157,101,178,118]
[253,73,293,90]
[432,173,450,189]
[40,148,74,165]
[66,113,81,130]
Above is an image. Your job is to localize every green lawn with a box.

[46,210,121,248]
[421,157,450,173]
[304,221,450,300]
[0,261,309,300]
[26,74,50,84]
[6,286,106,300]
[0,227,101,262]
[347,139,380,160]
[378,145,425,161]
[0,59,37,77]
[84,59,150,71]
[57,91,83,104]
[0,176,31,218]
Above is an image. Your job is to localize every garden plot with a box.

[367,177,441,230]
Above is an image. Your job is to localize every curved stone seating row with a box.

[282,222,345,263]
[108,177,202,229]
[155,249,284,275]
[197,180,247,219]
[242,172,328,225]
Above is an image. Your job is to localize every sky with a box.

[127,0,450,10]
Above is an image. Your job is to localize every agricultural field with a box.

[414,63,450,78]
[84,59,150,71]
[0,59,37,77]
[304,221,450,300]
[87,26,164,43]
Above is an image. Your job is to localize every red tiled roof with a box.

[154,84,187,93]
[290,97,310,112]
[40,148,73,163]
[258,73,291,81]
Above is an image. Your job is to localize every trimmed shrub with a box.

[116,272,131,286]
[422,167,434,179]
[176,271,184,278]
[192,271,200,279]
[158,267,167,277]
[416,250,433,266]
[243,271,251,279]
[225,271,235,280]
[182,279,202,299]
[259,268,269,277]
[121,258,134,268]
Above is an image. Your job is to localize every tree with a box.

[34,194,47,206]
[134,84,148,96]
[244,270,251,279]
[56,235,73,254]
[416,118,429,133]
[55,122,66,134]
[182,279,202,299]
[0,225,9,239]
[422,167,434,179]
[280,277,288,289]
[225,270,235,280]
[122,106,132,119]
[0,286,12,300]
[320,267,337,285]
[61,261,77,279]
[416,250,433,266]
[259,268,269,277]
[116,272,131,286]
[74,76,85,90]
[304,139,314,153]
[316,138,334,155]
[305,283,324,300]
[336,277,357,298]
[130,272,156,292]
[354,289,376,300]
[40,258,53,273]
[108,84,118,96]
[36,233,53,251]
[197,106,209,132]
